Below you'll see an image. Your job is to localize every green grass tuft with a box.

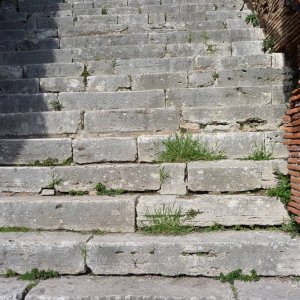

[263,37,275,53]
[49,100,63,111]
[69,190,88,196]
[245,13,259,27]
[246,142,273,161]
[267,172,291,205]
[281,219,300,238]
[101,7,108,15]
[219,269,260,284]
[4,269,17,278]
[95,183,125,196]
[19,268,59,281]
[156,133,225,163]
[0,227,31,233]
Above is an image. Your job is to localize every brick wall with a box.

[284,82,300,222]
[245,0,300,66]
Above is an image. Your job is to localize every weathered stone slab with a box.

[137,195,289,227]
[0,65,23,79]
[40,77,85,92]
[232,41,264,56]
[0,278,28,300]
[0,167,52,193]
[235,278,300,300]
[73,138,137,163]
[166,86,272,107]
[0,195,136,232]
[75,15,118,26]
[188,160,261,192]
[0,138,72,165]
[0,232,88,274]
[59,90,165,110]
[86,60,114,75]
[24,62,84,78]
[0,79,39,94]
[0,93,56,113]
[86,75,131,92]
[87,232,300,276]
[26,276,233,300]
[0,111,81,137]
[159,163,187,195]
[132,73,188,90]
[182,105,286,131]
[53,165,161,192]
[85,109,180,133]
[115,57,193,74]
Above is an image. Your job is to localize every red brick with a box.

[287,206,300,216]
[289,201,300,211]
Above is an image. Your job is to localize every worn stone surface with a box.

[188,160,262,192]
[86,75,131,92]
[87,231,300,276]
[53,165,161,192]
[59,90,165,110]
[26,276,233,300]
[0,195,136,232]
[85,109,180,133]
[159,163,187,195]
[137,195,289,227]
[0,167,52,193]
[235,278,300,300]
[0,232,88,274]
[0,112,81,136]
[73,138,137,164]
[41,189,55,196]
[40,77,85,92]
[0,278,28,300]
[0,139,72,165]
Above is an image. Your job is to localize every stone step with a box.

[0,195,136,232]
[137,131,288,162]
[0,160,285,193]
[1,231,299,276]
[137,194,289,227]
[0,49,71,65]
[0,104,286,137]
[0,131,287,165]
[10,277,295,300]
[182,104,286,132]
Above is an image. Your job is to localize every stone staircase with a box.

[0,0,300,298]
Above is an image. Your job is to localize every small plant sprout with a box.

[245,13,259,27]
[101,7,108,15]
[201,32,218,54]
[159,167,170,184]
[187,32,193,44]
[246,141,273,161]
[19,269,59,281]
[267,172,291,205]
[223,21,228,29]
[213,4,218,10]
[4,269,17,278]
[156,133,225,163]
[219,269,260,284]
[48,174,62,189]
[262,37,275,53]
[81,65,90,83]
[137,5,142,14]
[49,100,63,111]
[212,71,219,81]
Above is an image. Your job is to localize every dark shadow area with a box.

[0,0,66,165]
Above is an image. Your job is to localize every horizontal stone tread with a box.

[0,195,136,232]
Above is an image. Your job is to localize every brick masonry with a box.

[283,81,300,222]
[245,0,300,66]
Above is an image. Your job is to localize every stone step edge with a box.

[0,194,290,232]
[3,276,300,300]
[0,231,299,276]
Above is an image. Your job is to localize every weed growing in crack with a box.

[141,204,194,235]
[281,219,300,238]
[137,5,142,14]
[4,269,17,278]
[48,174,62,189]
[219,269,260,284]
[246,142,273,161]
[267,172,290,205]
[245,12,259,27]
[20,269,59,281]
[159,167,170,184]
[201,32,218,54]
[212,71,219,81]
[49,100,63,111]
[262,37,275,53]
[69,190,88,196]
[0,227,31,233]
[156,133,225,163]
[32,157,72,167]
[187,32,193,44]
[81,65,90,84]
[95,183,125,196]
[101,7,108,15]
